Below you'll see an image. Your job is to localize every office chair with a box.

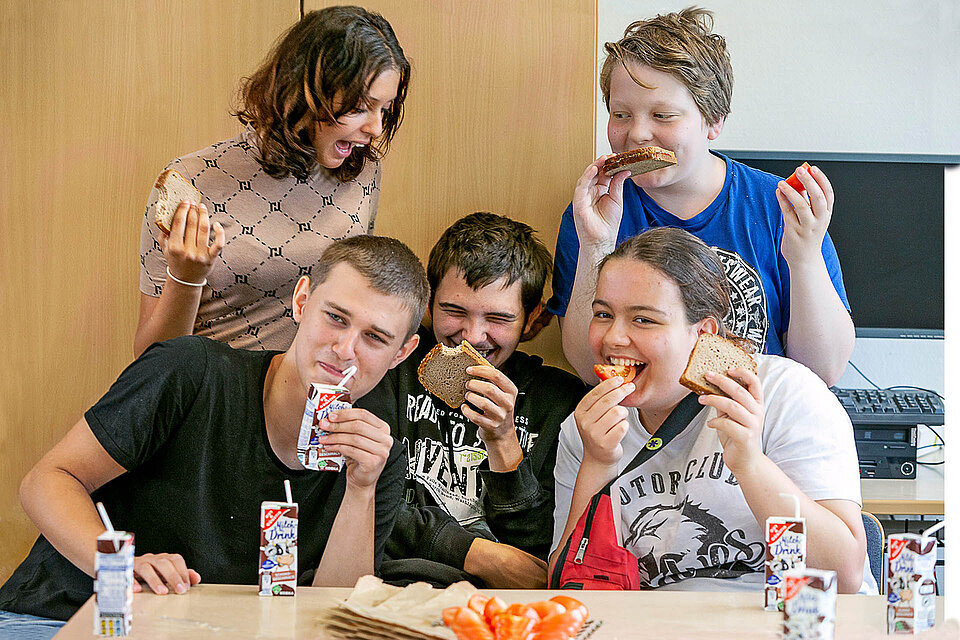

[862,511,885,592]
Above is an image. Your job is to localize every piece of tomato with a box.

[483,595,508,626]
[527,600,566,621]
[548,595,589,621]
[504,603,540,623]
[444,606,496,640]
[490,611,537,640]
[530,609,586,640]
[467,593,491,616]
[594,364,636,384]
[443,606,462,627]
[784,162,812,194]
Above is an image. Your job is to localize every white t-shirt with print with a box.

[552,354,863,590]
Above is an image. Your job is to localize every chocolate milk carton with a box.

[297,383,350,471]
[782,568,837,640]
[765,493,807,611]
[259,501,298,596]
[93,531,134,636]
[887,532,937,633]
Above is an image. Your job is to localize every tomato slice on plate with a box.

[594,364,637,384]
[784,162,811,194]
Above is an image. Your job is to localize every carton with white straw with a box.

[93,502,134,636]
[764,492,806,611]
[887,520,942,633]
[297,366,356,472]
[259,479,299,596]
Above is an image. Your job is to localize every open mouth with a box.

[609,356,646,377]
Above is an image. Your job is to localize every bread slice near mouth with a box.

[417,341,493,409]
[602,146,677,177]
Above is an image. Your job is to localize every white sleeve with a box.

[759,356,862,505]
[551,411,583,557]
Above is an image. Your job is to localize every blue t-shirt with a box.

[547,152,849,357]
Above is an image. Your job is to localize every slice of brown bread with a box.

[602,146,677,177]
[154,169,203,233]
[679,333,758,397]
[417,341,492,408]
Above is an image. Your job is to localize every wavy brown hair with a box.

[600,6,733,126]
[235,6,410,182]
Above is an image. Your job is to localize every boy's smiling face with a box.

[430,269,536,369]
[606,61,724,192]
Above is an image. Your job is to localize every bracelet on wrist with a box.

[166,266,207,288]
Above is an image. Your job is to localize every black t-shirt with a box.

[356,326,586,581]
[0,337,405,620]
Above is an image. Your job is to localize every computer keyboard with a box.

[830,387,944,426]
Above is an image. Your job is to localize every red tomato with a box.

[483,596,508,626]
[444,606,496,640]
[490,611,537,640]
[531,610,586,640]
[594,364,636,384]
[527,600,566,620]
[548,595,589,621]
[443,606,461,627]
[504,603,540,622]
[784,162,811,194]
[467,593,491,616]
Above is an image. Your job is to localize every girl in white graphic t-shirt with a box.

[548,227,867,593]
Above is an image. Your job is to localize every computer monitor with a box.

[724,155,945,332]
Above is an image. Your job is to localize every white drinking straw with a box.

[779,492,801,519]
[337,365,358,388]
[96,502,114,532]
[96,502,119,551]
[284,479,294,505]
[922,520,945,538]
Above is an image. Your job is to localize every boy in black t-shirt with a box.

[357,213,587,589]
[0,236,429,628]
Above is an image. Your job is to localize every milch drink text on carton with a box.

[259,501,298,596]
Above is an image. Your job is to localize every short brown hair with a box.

[599,227,731,335]
[600,6,733,126]
[427,212,552,317]
[235,6,410,182]
[313,235,428,339]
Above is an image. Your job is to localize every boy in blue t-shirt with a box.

[549,7,853,386]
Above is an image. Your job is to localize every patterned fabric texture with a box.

[139,125,380,350]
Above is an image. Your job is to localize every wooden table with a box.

[53,583,956,639]
[861,458,944,516]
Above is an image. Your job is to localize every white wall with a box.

[596,0,960,158]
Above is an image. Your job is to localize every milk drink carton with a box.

[297,383,350,471]
[781,568,837,640]
[93,531,134,636]
[259,501,298,596]
[887,532,937,633]
[765,493,806,611]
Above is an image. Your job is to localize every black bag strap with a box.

[603,392,702,493]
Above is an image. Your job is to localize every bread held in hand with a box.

[601,146,677,178]
[154,169,203,234]
[417,341,492,409]
[679,333,757,397]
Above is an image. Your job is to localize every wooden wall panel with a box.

[307,0,597,370]
[0,1,298,583]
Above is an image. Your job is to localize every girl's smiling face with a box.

[589,257,716,428]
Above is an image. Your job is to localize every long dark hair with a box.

[235,6,410,182]
[599,227,731,335]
